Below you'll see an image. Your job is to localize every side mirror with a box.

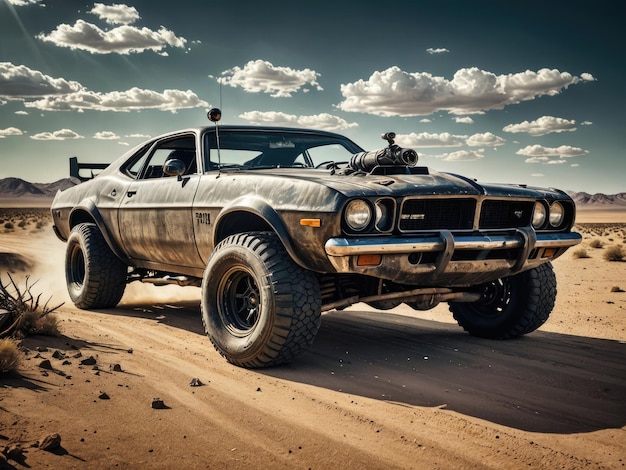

[163,159,186,178]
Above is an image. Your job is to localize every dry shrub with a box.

[589,239,604,249]
[0,273,63,339]
[572,248,590,259]
[0,338,21,374]
[604,245,625,262]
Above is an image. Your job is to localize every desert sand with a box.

[1,207,625,469]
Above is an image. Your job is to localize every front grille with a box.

[399,198,475,231]
[479,200,534,229]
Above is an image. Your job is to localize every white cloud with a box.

[454,116,474,124]
[395,132,467,148]
[89,3,140,25]
[466,132,505,147]
[0,62,205,112]
[516,144,588,158]
[7,0,44,5]
[125,133,151,138]
[37,20,186,54]
[442,149,486,161]
[15,110,28,115]
[0,62,83,98]
[427,48,449,54]
[239,111,358,131]
[519,144,588,165]
[581,121,593,126]
[24,87,208,112]
[503,116,576,136]
[531,173,544,177]
[93,131,120,140]
[30,129,83,140]
[0,127,23,138]
[419,118,432,123]
[338,66,593,117]
[219,60,322,98]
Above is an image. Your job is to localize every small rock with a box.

[73,352,83,359]
[38,359,53,370]
[189,377,203,387]
[151,398,167,409]
[36,346,48,352]
[110,364,122,372]
[52,350,65,360]
[38,433,61,452]
[80,356,97,366]
[62,360,71,366]
[5,443,23,460]
[256,387,262,392]
[127,348,133,354]
[98,392,110,400]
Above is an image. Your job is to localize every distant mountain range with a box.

[0,176,624,207]
[0,177,76,198]
[565,191,626,207]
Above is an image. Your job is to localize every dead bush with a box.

[0,338,21,374]
[589,239,604,249]
[0,273,63,339]
[604,245,625,262]
[572,248,590,259]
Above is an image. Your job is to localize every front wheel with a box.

[201,232,322,368]
[449,263,556,339]
[65,223,127,309]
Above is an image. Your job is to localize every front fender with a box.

[69,198,128,264]
[214,196,306,269]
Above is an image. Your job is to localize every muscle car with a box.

[51,109,582,367]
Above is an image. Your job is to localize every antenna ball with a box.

[207,108,222,122]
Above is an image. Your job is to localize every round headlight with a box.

[374,200,393,231]
[549,202,565,227]
[345,199,372,231]
[532,202,547,229]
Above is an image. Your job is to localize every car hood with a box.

[236,167,567,200]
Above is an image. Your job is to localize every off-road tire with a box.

[201,232,321,368]
[65,223,127,309]
[449,263,556,339]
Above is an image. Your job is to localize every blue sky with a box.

[0,0,623,194]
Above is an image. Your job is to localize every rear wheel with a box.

[449,263,556,339]
[201,232,321,368]
[65,223,127,309]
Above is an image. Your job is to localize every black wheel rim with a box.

[68,244,86,289]
[217,266,261,335]
[475,278,511,318]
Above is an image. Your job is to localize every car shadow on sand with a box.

[93,301,625,435]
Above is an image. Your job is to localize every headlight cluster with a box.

[532,201,566,229]
[344,198,395,233]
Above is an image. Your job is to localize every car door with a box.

[117,134,203,269]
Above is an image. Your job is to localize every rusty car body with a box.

[51,114,582,367]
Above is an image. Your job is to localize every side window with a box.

[138,135,197,179]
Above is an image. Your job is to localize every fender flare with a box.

[69,199,128,264]
[214,196,308,269]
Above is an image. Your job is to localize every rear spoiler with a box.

[69,156,109,182]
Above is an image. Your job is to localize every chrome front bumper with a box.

[324,228,582,285]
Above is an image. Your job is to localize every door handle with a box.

[126,190,137,197]
[110,189,117,197]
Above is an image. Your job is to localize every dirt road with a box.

[1,215,625,468]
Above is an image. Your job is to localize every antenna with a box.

[207,107,222,174]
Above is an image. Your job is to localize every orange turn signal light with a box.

[300,219,321,227]
[357,254,382,266]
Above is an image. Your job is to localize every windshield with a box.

[203,129,362,171]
